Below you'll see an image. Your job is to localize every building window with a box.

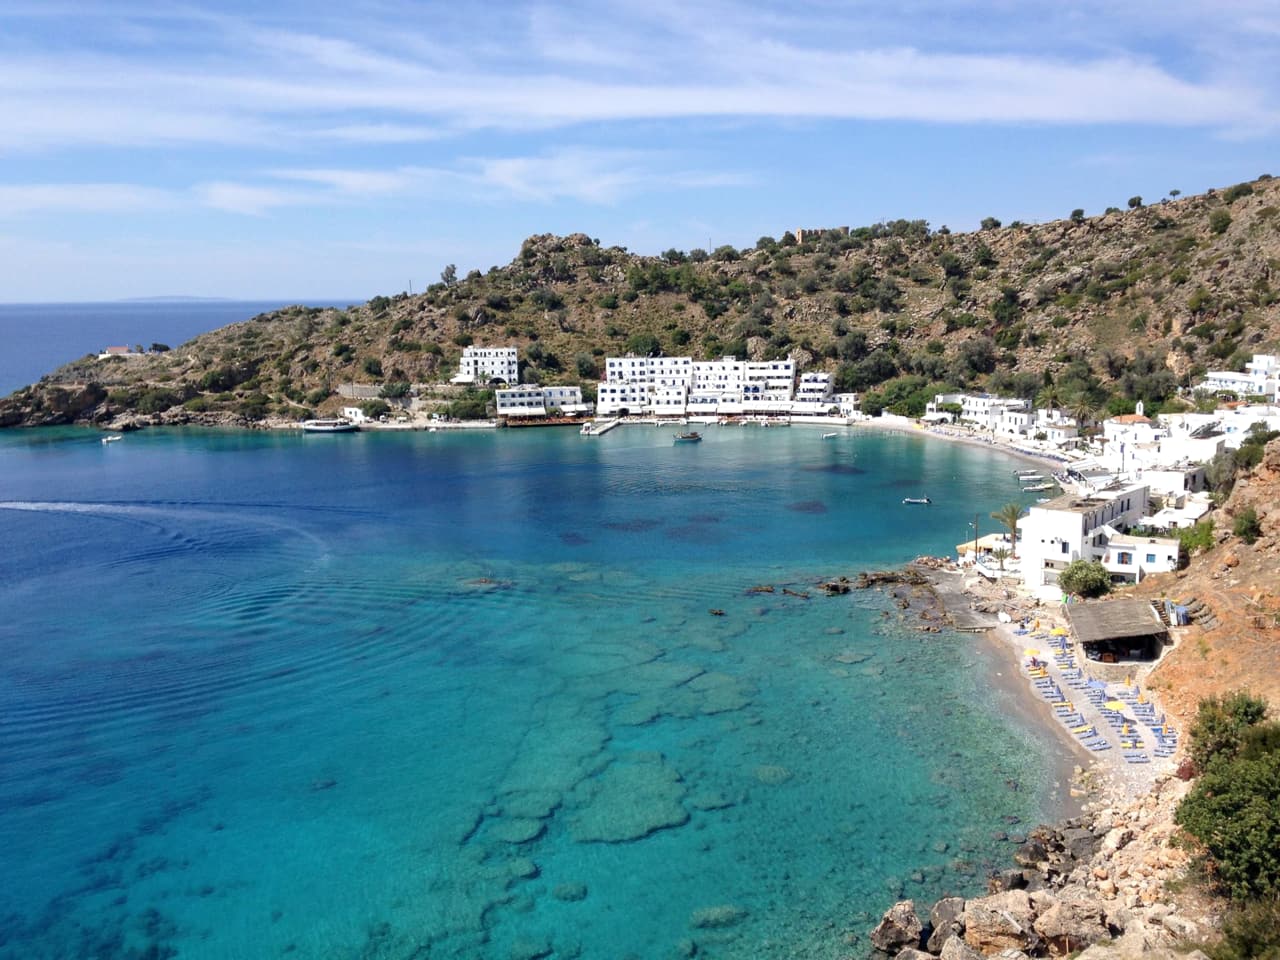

[1061,542,1069,554]
[1146,553,1156,564]
[1118,552,1133,565]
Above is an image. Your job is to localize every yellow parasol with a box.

[1051,627,1067,636]
[1104,700,1126,711]
[1138,693,1147,704]
[1125,676,1133,687]
[1024,649,1040,657]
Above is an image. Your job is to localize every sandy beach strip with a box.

[921,567,1175,810]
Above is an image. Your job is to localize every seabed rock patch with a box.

[568,754,689,843]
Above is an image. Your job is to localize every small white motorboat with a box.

[822,432,838,439]
[902,497,931,505]
[101,434,123,444]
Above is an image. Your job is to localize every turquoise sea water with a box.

[0,425,1062,960]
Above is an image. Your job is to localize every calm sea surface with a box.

[0,301,358,397]
[0,425,1061,959]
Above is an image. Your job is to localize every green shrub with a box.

[1177,741,1280,901]
[1206,897,1280,960]
[135,388,180,414]
[1234,507,1262,545]
[360,400,391,419]
[1210,209,1233,235]
[1056,559,1111,597]
[1188,691,1268,773]
[1178,519,1214,556]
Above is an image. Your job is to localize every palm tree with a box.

[992,546,1011,571]
[1069,393,1096,432]
[991,502,1025,557]
[1035,384,1063,415]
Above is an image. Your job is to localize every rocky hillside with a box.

[1140,436,1280,726]
[4,175,1280,428]
[866,774,1210,960]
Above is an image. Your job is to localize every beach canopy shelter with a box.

[1065,599,1169,664]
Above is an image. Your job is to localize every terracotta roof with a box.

[1110,414,1152,424]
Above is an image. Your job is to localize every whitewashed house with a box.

[1018,483,1151,596]
[1197,354,1280,401]
[1099,534,1181,584]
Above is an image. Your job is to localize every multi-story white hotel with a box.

[452,346,519,385]
[595,354,801,416]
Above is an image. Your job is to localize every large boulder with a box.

[927,897,966,953]
[961,890,1042,955]
[871,900,923,954]
[987,869,1029,893]
[894,950,933,960]
[1032,895,1111,956]
[1012,838,1049,867]
[940,938,984,960]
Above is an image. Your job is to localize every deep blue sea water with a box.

[0,425,1062,960]
[0,301,357,397]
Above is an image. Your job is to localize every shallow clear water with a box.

[0,425,1062,959]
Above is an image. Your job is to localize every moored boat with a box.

[673,431,702,443]
[902,496,931,505]
[101,434,123,444]
[301,418,358,433]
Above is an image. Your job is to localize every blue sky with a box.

[2,0,1279,301]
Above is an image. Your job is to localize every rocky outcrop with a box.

[868,775,1205,959]
[870,899,923,953]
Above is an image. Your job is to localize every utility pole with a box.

[973,512,980,560]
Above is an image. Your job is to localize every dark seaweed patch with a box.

[787,500,828,514]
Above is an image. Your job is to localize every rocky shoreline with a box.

[865,773,1209,960]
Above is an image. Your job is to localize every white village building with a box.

[1196,354,1280,401]
[1017,483,1158,596]
[494,385,588,417]
[452,346,519,385]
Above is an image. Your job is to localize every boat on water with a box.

[301,418,358,433]
[822,432,838,439]
[1017,474,1046,483]
[1014,469,1039,476]
[101,434,123,444]
[1023,482,1054,492]
[902,496,931,505]
[673,431,702,443]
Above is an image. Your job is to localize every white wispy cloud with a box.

[193,182,313,216]
[0,183,174,216]
[1,0,1277,158]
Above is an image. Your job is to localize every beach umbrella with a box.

[1088,679,1108,690]
[1024,648,1040,656]
[1125,676,1133,687]
[1051,627,1067,636]
[1104,700,1126,711]
[1138,693,1147,704]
